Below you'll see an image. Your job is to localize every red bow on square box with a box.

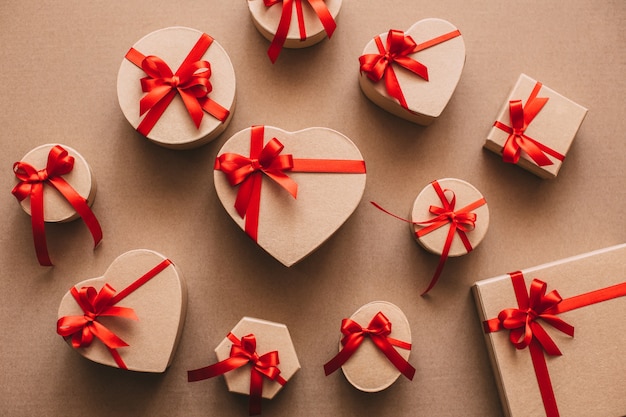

[483,271,626,417]
[12,145,102,266]
[188,333,287,415]
[124,32,230,136]
[493,81,565,167]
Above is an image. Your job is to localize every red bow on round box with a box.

[247,0,340,62]
[373,178,489,295]
[188,317,300,415]
[117,27,236,149]
[12,144,102,266]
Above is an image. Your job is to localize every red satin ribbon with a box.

[214,125,366,242]
[124,32,230,136]
[323,311,416,380]
[188,333,287,415]
[359,29,461,110]
[493,81,565,167]
[12,145,103,266]
[56,258,172,370]
[483,271,626,417]
[263,0,337,63]
[372,180,486,295]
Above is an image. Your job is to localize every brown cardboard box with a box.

[473,244,626,417]
[117,26,236,149]
[359,18,466,125]
[214,125,366,267]
[57,249,187,373]
[485,73,587,179]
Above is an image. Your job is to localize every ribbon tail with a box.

[421,223,455,296]
[267,0,293,63]
[137,89,177,136]
[372,336,416,380]
[249,368,264,416]
[307,0,336,38]
[529,339,560,417]
[29,182,53,266]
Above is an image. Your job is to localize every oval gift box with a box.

[339,301,413,392]
[14,143,96,223]
[117,26,236,149]
[411,178,489,257]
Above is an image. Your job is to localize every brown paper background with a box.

[1,1,624,416]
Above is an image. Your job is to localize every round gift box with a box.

[14,143,96,223]
[411,178,489,256]
[117,26,236,149]
[247,0,342,49]
[340,301,412,392]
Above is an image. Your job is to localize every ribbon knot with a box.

[323,311,415,381]
[12,145,103,266]
[496,277,574,356]
[263,0,337,63]
[359,29,461,110]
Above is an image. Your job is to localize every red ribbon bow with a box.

[188,333,287,415]
[263,0,337,63]
[323,311,415,380]
[124,33,230,136]
[372,180,486,295]
[483,271,626,417]
[359,29,461,110]
[56,259,172,370]
[214,125,366,242]
[12,145,103,266]
[494,81,564,166]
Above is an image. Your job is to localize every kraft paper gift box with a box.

[188,317,300,415]
[485,73,588,179]
[117,26,236,149]
[12,143,102,266]
[323,301,415,392]
[214,125,366,267]
[472,243,626,417]
[359,18,466,125]
[247,0,341,63]
[57,249,187,373]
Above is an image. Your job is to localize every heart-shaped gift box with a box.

[214,125,366,267]
[359,18,465,125]
[57,249,187,372]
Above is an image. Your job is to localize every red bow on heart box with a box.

[12,144,102,266]
[474,244,626,417]
[485,73,588,179]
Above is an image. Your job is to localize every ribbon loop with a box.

[323,311,415,381]
[359,29,461,110]
[263,0,337,63]
[12,145,103,266]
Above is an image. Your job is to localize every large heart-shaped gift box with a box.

[214,125,366,266]
[57,249,187,372]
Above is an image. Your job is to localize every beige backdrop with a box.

[1,1,624,416]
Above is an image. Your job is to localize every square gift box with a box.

[472,243,626,417]
[485,73,587,179]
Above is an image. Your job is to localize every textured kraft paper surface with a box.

[473,244,626,417]
[1,1,625,417]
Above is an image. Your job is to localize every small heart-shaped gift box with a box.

[214,125,366,267]
[247,0,341,62]
[57,249,187,372]
[11,144,102,266]
[117,26,236,149]
[188,317,300,415]
[359,18,466,125]
[323,301,415,392]
[485,73,588,179]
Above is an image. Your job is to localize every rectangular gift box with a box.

[485,73,587,179]
[472,243,626,417]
